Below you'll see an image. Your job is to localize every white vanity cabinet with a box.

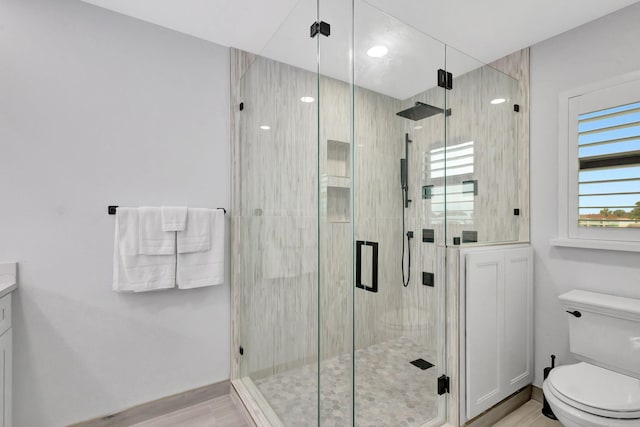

[0,314,10,427]
[0,263,16,427]
[461,245,533,421]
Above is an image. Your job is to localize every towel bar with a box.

[108,206,226,215]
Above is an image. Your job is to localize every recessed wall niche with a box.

[327,139,350,177]
[326,139,351,222]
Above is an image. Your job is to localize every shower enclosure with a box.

[230,0,524,425]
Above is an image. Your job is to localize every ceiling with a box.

[79,0,639,99]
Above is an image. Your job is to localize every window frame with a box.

[554,71,640,252]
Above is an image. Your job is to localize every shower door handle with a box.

[356,240,378,293]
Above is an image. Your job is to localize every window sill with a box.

[550,238,640,253]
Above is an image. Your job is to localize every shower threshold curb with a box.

[232,378,284,427]
[231,376,448,427]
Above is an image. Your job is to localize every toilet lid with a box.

[548,363,640,419]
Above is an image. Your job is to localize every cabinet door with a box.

[0,329,11,427]
[466,251,504,419]
[465,246,533,420]
[503,248,533,396]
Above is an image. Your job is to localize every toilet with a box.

[543,290,640,427]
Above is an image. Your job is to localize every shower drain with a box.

[410,358,434,370]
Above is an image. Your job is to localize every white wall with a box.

[0,0,230,425]
[530,2,640,386]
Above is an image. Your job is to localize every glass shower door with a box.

[327,1,450,425]
[316,0,355,424]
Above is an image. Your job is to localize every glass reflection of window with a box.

[430,184,475,225]
[428,141,475,225]
[430,141,474,179]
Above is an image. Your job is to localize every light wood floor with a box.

[128,395,559,427]
[493,400,562,427]
[130,395,250,427]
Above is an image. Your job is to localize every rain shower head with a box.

[396,102,444,121]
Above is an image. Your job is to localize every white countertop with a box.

[0,263,17,298]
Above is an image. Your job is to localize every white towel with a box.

[177,209,224,289]
[139,207,175,255]
[113,208,176,292]
[161,206,187,231]
[177,208,211,254]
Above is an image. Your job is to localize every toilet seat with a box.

[547,362,640,419]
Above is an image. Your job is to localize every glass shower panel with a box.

[236,0,320,424]
[349,1,448,425]
[444,46,520,245]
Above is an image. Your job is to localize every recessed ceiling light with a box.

[260,125,271,130]
[414,125,423,130]
[490,98,506,105]
[300,96,315,103]
[367,45,388,58]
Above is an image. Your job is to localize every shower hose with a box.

[402,187,411,287]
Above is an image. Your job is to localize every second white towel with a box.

[139,207,175,255]
[177,208,211,254]
[161,206,187,231]
[177,209,224,289]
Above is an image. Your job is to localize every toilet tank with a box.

[559,290,640,379]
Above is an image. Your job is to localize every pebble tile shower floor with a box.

[252,336,441,426]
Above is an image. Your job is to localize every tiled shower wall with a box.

[403,60,522,251]
[490,48,530,243]
[322,77,407,357]
[232,52,407,378]
[234,54,319,379]
[394,55,525,360]
[230,47,529,382]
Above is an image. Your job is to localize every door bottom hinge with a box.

[437,375,450,395]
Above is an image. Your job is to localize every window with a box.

[555,73,640,250]
[577,102,640,228]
